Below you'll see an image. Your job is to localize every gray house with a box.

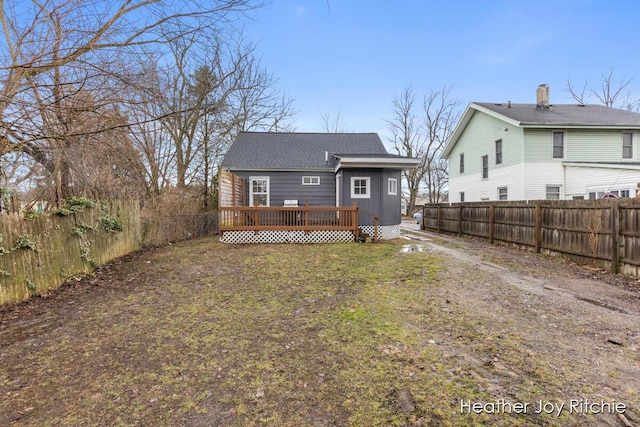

[218,132,418,242]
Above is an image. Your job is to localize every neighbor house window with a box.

[249,177,270,206]
[546,185,561,200]
[388,178,398,195]
[552,131,564,159]
[459,153,465,173]
[302,176,320,185]
[351,177,370,198]
[481,155,489,179]
[498,187,507,201]
[495,139,503,165]
[460,192,465,202]
[623,132,634,159]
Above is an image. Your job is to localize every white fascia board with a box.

[442,103,521,159]
[334,157,420,172]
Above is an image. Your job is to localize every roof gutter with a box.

[334,157,421,173]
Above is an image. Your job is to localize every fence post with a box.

[458,204,463,236]
[611,201,620,274]
[535,202,542,253]
[437,205,441,233]
[489,203,495,244]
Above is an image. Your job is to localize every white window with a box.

[495,139,503,165]
[552,131,564,159]
[388,178,398,195]
[249,177,269,206]
[459,153,465,173]
[481,155,489,179]
[498,187,507,201]
[546,185,561,200]
[302,176,320,185]
[622,132,634,159]
[351,177,370,198]
[460,192,465,202]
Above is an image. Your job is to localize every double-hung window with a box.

[351,177,370,198]
[495,139,503,165]
[459,153,465,173]
[481,155,489,179]
[498,187,507,201]
[546,185,561,200]
[623,132,634,159]
[552,131,565,159]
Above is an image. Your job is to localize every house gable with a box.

[445,94,640,202]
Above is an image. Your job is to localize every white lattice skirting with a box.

[359,224,400,241]
[220,224,401,244]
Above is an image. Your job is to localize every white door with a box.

[249,177,269,206]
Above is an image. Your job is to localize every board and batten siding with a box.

[339,168,401,226]
[232,170,336,207]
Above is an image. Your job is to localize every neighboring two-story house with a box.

[442,84,640,202]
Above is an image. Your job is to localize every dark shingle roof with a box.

[220,132,390,170]
[475,102,640,126]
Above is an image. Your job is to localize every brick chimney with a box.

[536,84,550,110]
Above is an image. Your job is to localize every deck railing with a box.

[219,205,359,235]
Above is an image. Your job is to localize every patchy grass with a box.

[0,238,628,426]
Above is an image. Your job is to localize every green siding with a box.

[524,129,637,162]
[448,111,524,179]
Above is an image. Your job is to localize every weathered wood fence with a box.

[141,212,218,246]
[0,201,141,305]
[0,200,219,306]
[420,199,640,277]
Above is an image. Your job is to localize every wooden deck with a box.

[219,205,359,233]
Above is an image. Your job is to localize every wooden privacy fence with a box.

[0,200,141,305]
[421,199,640,277]
[141,212,218,246]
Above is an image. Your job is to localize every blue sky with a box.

[243,0,640,143]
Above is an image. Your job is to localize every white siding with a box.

[449,164,524,202]
[565,166,640,198]
[523,163,565,199]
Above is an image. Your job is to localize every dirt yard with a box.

[0,224,638,426]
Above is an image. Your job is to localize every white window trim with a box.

[552,131,565,159]
[302,176,320,185]
[481,155,489,180]
[546,184,562,200]
[622,131,634,160]
[351,176,370,199]
[249,176,270,206]
[388,178,398,195]
[497,186,507,201]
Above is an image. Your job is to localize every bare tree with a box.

[422,87,460,203]
[386,87,423,214]
[320,111,349,133]
[386,86,460,213]
[0,0,261,205]
[566,69,639,110]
